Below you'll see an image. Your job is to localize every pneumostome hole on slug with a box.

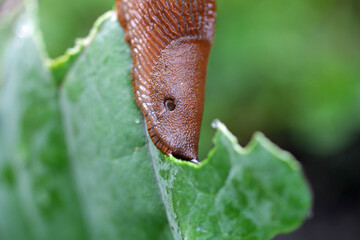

[164,99,176,111]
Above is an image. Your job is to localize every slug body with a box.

[116,0,216,161]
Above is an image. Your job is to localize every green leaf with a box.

[0,11,86,240]
[60,13,170,240]
[150,121,311,239]
[1,8,311,240]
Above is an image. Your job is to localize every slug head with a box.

[148,38,211,161]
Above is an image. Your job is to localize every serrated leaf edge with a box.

[213,119,301,171]
[47,11,115,83]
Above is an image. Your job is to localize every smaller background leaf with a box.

[0,5,87,240]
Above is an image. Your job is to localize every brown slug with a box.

[116,0,216,163]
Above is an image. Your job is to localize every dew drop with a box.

[211,120,218,129]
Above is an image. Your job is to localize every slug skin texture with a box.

[116,0,216,162]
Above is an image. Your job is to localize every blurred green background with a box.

[1,0,360,239]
